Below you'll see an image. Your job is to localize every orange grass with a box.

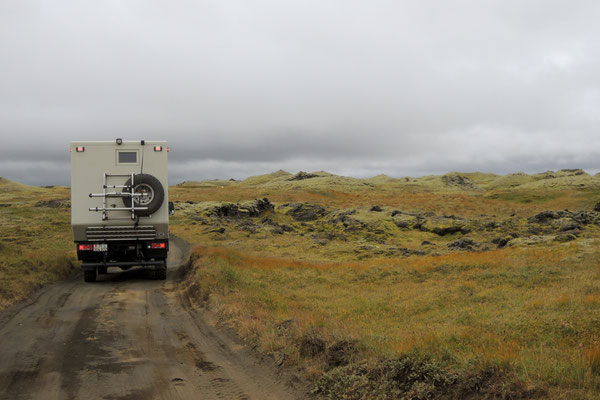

[194,243,576,273]
[185,241,600,396]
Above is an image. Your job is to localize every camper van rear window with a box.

[118,151,137,163]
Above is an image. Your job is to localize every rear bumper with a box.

[80,260,165,271]
[75,240,168,269]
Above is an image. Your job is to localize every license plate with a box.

[93,244,108,252]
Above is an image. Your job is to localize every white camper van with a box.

[70,139,173,282]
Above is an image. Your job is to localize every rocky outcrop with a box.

[448,238,479,251]
[528,210,600,232]
[261,217,295,234]
[287,171,319,181]
[528,211,561,223]
[210,198,274,218]
[442,175,479,189]
[388,247,427,256]
[420,217,472,236]
[281,203,328,222]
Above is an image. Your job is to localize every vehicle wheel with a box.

[155,260,167,280]
[98,267,107,275]
[83,269,96,282]
[122,173,165,217]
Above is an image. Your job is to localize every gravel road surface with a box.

[0,237,305,400]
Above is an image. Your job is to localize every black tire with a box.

[83,269,96,282]
[98,266,107,275]
[122,173,164,217]
[155,260,167,280]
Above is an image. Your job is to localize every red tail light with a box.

[78,244,93,251]
[76,146,85,152]
[151,242,166,249]
[154,146,162,151]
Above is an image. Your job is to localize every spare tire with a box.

[122,173,164,216]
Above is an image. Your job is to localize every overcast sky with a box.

[1,1,599,186]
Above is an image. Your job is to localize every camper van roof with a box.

[71,140,167,145]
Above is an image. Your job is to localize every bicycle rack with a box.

[88,172,149,221]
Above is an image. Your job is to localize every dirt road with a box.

[0,238,306,400]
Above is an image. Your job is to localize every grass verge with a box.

[0,186,77,310]
[181,244,600,399]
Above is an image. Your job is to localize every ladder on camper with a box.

[88,173,149,221]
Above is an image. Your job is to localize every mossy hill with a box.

[176,168,599,191]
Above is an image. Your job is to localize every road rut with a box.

[0,238,306,400]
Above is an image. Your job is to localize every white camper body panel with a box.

[70,140,169,242]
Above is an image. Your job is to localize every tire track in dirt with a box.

[0,237,308,400]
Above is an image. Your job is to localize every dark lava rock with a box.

[529,209,599,230]
[288,171,319,181]
[34,199,70,208]
[286,203,328,222]
[432,226,464,236]
[394,220,411,229]
[212,203,239,217]
[261,217,295,233]
[448,238,478,251]
[391,210,402,217]
[0,203,11,207]
[484,221,498,230]
[239,198,274,216]
[559,221,581,232]
[271,226,284,235]
[421,241,435,246]
[528,211,560,223]
[370,205,383,212]
[332,210,357,225]
[186,200,195,204]
[492,236,512,248]
[334,212,366,232]
[391,247,427,256]
[238,220,258,233]
[571,211,597,225]
[212,198,274,218]
[280,224,295,232]
[299,334,326,358]
[594,203,600,212]
[210,227,226,234]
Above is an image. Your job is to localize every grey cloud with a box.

[1,1,599,185]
